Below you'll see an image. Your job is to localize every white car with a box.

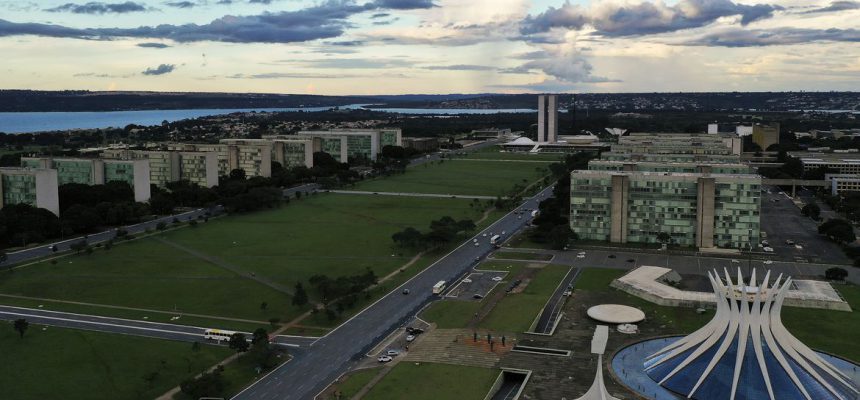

[763,260,773,265]
[474,242,480,246]
[482,233,487,237]
[386,350,399,356]
[492,276,503,282]
[378,355,392,363]
[731,259,740,263]
[577,251,586,256]
[406,335,415,342]
[462,278,472,283]
[763,247,774,252]
[576,254,585,259]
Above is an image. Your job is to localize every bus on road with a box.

[204,328,236,342]
[432,280,447,295]
[490,235,501,248]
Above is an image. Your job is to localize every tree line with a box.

[391,216,477,250]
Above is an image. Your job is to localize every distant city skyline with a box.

[0,0,858,94]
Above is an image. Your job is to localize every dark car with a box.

[626,258,635,263]
[473,293,484,299]
[608,254,616,259]
[402,288,410,295]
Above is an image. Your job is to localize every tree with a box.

[818,219,857,243]
[548,225,575,250]
[801,203,821,220]
[251,328,269,346]
[13,318,28,339]
[228,332,250,353]
[825,267,848,281]
[229,168,247,180]
[69,240,88,254]
[656,232,672,244]
[292,282,309,308]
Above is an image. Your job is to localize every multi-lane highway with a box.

[231,185,556,400]
[2,207,217,267]
[0,305,317,347]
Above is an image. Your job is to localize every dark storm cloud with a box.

[521,0,782,37]
[684,27,860,47]
[45,1,148,14]
[164,1,196,8]
[136,42,170,48]
[142,64,176,75]
[802,1,860,14]
[1,0,436,44]
[372,0,434,10]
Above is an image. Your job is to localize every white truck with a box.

[490,234,501,248]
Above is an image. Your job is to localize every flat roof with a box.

[587,305,645,324]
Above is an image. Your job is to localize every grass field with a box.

[326,368,380,399]
[1,324,230,400]
[0,238,298,325]
[574,268,860,361]
[492,251,554,261]
[481,264,570,332]
[353,160,548,196]
[0,194,495,327]
[363,363,498,400]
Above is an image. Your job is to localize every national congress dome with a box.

[644,269,859,400]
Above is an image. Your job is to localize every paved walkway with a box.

[403,328,505,368]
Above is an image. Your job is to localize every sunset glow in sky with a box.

[1,0,858,94]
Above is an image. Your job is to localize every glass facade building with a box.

[20,157,150,202]
[0,167,60,215]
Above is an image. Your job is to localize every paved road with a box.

[759,185,850,264]
[283,183,320,199]
[232,185,556,400]
[532,267,578,334]
[2,206,219,267]
[0,305,316,347]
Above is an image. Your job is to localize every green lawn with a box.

[783,284,860,362]
[163,194,490,294]
[0,238,298,325]
[327,368,380,399]
[492,251,553,261]
[1,324,230,400]
[574,268,860,362]
[481,264,570,332]
[0,194,493,326]
[363,363,498,400]
[353,160,548,196]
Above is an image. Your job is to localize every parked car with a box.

[406,335,415,342]
[785,239,795,245]
[386,350,399,357]
[626,258,635,263]
[763,247,774,252]
[378,355,392,363]
[608,254,616,259]
[492,276,503,282]
[473,293,484,299]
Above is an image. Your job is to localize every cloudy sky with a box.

[1,0,858,94]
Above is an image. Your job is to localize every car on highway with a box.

[402,288,410,295]
[577,251,586,255]
[576,254,585,259]
[378,355,392,363]
[474,242,480,246]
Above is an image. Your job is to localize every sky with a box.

[0,0,858,95]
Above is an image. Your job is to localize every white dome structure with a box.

[505,136,536,146]
[644,269,859,400]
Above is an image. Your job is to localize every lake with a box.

[0,104,538,134]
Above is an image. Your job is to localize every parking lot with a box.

[445,270,509,301]
[759,185,849,264]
